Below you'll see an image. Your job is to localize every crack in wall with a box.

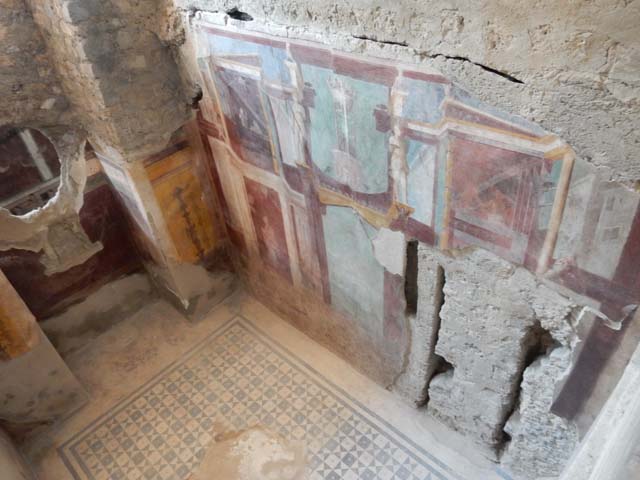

[190,85,203,109]
[387,240,418,392]
[352,34,408,48]
[188,10,525,86]
[350,33,524,84]
[404,240,418,315]
[429,54,524,84]
[392,251,450,407]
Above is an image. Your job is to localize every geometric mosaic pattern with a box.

[59,318,463,480]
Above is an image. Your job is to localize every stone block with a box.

[427,249,577,455]
[501,347,579,479]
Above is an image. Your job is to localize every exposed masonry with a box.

[502,346,579,479]
[28,0,191,160]
[393,245,580,476]
[501,320,558,448]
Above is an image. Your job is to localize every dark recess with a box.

[191,86,203,109]
[404,240,419,315]
[227,7,253,21]
[430,266,454,386]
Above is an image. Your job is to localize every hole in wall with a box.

[404,240,418,315]
[0,126,61,216]
[226,7,253,21]
[191,85,203,110]
[434,355,454,376]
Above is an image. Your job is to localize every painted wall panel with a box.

[322,206,385,334]
[194,23,640,388]
[146,145,219,264]
[244,177,292,282]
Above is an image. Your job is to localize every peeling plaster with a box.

[0,128,102,274]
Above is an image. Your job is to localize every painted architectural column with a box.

[0,269,39,360]
[0,270,88,431]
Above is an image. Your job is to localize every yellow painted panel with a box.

[147,147,219,263]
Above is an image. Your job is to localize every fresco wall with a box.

[144,139,223,267]
[193,24,640,386]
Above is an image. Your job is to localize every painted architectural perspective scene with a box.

[0,2,639,480]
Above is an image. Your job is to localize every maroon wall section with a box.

[0,176,142,319]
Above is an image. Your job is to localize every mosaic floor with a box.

[58,317,462,480]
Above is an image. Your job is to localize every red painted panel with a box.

[449,136,546,258]
[0,180,142,319]
[244,177,292,282]
[333,55,398,86]
[215,66,275,173]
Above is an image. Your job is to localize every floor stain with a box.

[189,425,306,480]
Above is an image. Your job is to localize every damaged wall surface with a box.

[171,0,640,184]
[27,0,192,161]
[0,0,72,130]
[0,2,639,480]
[174,15,640,479]
[2,0,235,322]
[0,172,143,319]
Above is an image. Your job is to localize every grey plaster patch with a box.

[372,227,405,276]
[424,248,580,474]
[501,347,579,480]
[41,273,156,357]
[0,0,73,129]
[0,327,88,433]
[28,0,192,161]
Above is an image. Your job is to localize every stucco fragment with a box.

[372,227,405,276]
